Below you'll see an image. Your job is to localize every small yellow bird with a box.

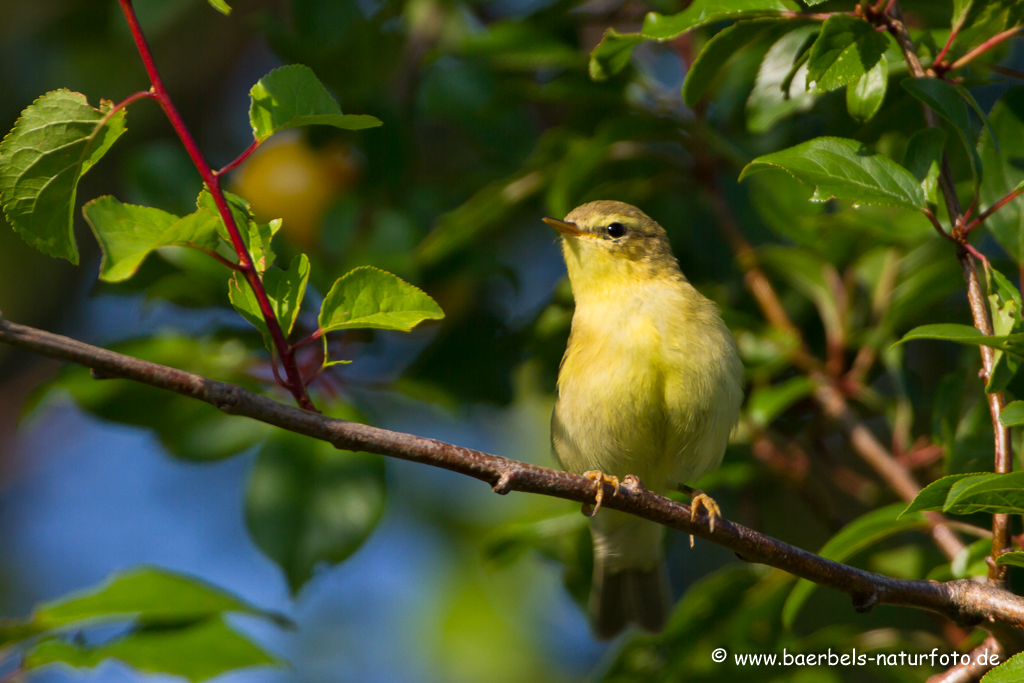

[544,201,744,638]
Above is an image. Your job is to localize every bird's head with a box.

[543,201,682,293]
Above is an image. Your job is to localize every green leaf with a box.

[807,15,889,92]
[902,77,981,182]
[245,429,386,593]
[207,0,231,14]
[746,376,815,427]
[782,503,930,627]
[846,55,888,123]
[229,253,310,347]
[983,652,1024,683]
[83,196,224,282]
[34,567,270,629]
[482,513,588,569]
[903,127,946,203]
[642,0,801,40]
[197,188,280,272]
[893,323,1024,358]
[26,618,279,683]
[985,263,1022,392]
[589,0,800,80]
[996,550,1024,567]
[978,88,1024,264]
[740,137,925,209]
[746,27,819,133]
[588,30,647,81]
[682,20,790,107]
[899,473,988,516]
[0,90,128,264]
[1000,401,1024,426]
[249,65,382,142]
[319,266,444,334]
[945,471,1024,515]
[953,0,973,28]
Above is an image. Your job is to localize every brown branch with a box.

[2,314,1022,633]
[886,1,1013,586]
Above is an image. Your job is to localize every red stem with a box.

[217,140,260,177]
[293,328,323,350]
[965,184,1024,234]
[197,248,243,271]
[117,0,317,412]
[950,27,1023,71]
[933,24,960,66]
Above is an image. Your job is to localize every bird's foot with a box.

[688,489,722,548]
[581,470,620,517]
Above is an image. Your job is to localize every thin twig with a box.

[950,27,1023,71]
[217,140,260,177]
[116,0,316,412]
[925,638,1002,683]
[1,313,1024,634]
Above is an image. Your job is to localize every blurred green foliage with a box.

[4,0,1024,681]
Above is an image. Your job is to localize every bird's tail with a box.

[589,510,670,639]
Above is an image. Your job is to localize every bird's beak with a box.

[543,217,586,237]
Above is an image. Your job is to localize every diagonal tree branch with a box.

[2,313,1024,637]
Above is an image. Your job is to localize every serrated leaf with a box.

[0,90,128,264]
[985,263,1022,392]
[983,652,1024,683]
[746,27,819,133]
[245,429,386,593]
[902,77,982,183]
[589,0,800,80]
[1000,401,1024,426]
[979,88,1024,264]
[846,55,888,122]
[207,0,231,14]
[893,323,1024,358]
[249,65,382,142]
[944,471,1024,514]
[83,196,224,282]
[904,127,946,203]
[319,266,444,334]
[996,550,1024,567]
[740,137,925,209]
[782,504,929,627]
[899,473,990,516]
[229,253,310,348]
[25,618,279,683]
[807,15,889,92]
[197,188,279,272]
[682,19,792,107]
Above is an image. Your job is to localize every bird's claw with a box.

[689,490,722,548]
[581,470,620,517]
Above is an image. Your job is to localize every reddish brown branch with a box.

[886,1,1013,586]
[217,140,260,177]
[1,313,1024,633]
[116,0,315,412]
[926,638,1002,683]
[950,28,1023,71]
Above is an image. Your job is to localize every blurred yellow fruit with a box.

[230,133,358,248]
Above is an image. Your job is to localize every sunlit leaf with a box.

[893,323,1024,358]
[682,19,791,107]
[207,0,231,15]
[945,471,1024,515]
[999,401,1024,426]
[983,652,1024,683]
[899,473,987,517]
[740,137,925,209]
[249,65,382,142]
[83,196,224,282]
[229,253,310,347]
[0,90,127,264]
[319,266,444,334]
[746,27,819,133]
[903,127,946,203]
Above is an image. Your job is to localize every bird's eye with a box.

[606,222,626,238]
